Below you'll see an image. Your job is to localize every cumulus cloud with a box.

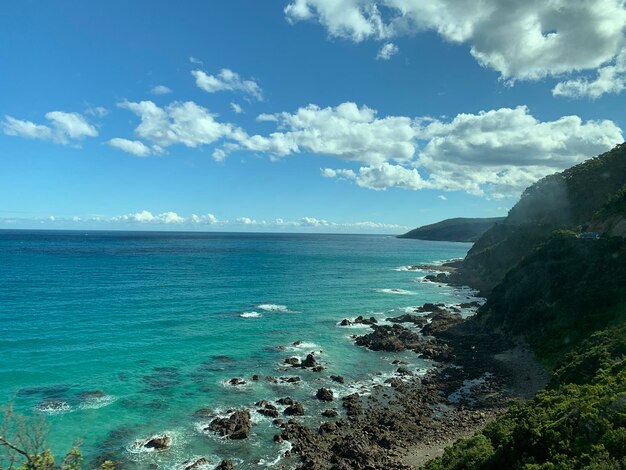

[285,0,626,81]
[150,85,172,95]
[108,138,152,157]
[112,210,186,224]
[313,104,622,197]
[217,102,417,164]
[117,100,240,151]
[2,111,97,144]
[231,102,243,114]
[2,116,52,140]
[553,49,626,99]
[192,69,263,100]
[376,42,398,60]
[236,217,257,225]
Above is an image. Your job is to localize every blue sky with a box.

[1,0,625,233]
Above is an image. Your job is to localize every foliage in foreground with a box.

[424,323,626,470]
[0,404,114,470]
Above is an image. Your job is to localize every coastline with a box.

[269,265,549,469]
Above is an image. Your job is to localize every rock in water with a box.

[207,410,252,439]
[284,402,305,416]
[183,457,211,469]
[316,387,334,401]
[302,353,317,368]
[142,434,171,450]
[216,460,234,470]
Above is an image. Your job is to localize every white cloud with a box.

[44,112,98,143]
[236,217,257,225]
[192,69,263,100]
[112,210,186,224]
[218,102,417,164]
[85,106,109,117]
[231,102,243,114]
[108,138,152,157]
[2,116,52,140]
[352,163,428,191]
[553,48,626,99]
[2,111,97,144]
[285,0,626,81]
[189,56,203,65]
[117,100,240,151]
[150,85,172,95]
[376,42,398,60]
[437,195,447,201]
[313,104,623,197]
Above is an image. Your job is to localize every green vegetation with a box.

[398,217,505,242]
[425,143,626,469]
[478,234,626,366]
[0,404,113,470]
[425,323,626,470]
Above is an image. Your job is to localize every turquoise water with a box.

[0,230,476,468]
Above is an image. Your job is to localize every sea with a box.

[0,230,479,469]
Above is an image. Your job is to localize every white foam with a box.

[78,395,116,410]
[258,441,292,466]
[127,431,177,454]
[393,265,417,272]
[286,341,319,351]
[256,304,291,313]
[336,321,372,329]
[376,288,415,295]
[35,401,71,415]
[240,311,262,318]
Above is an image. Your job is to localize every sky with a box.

[1,0,625,233]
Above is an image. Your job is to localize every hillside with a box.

[454,143,626,294]
[424,143,626,469]
[398,217,504,242]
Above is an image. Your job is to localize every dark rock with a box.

[387,314,428,327]
[258,408,279,418]
[142,435,170,451]
[183,457,210,469]
[421,311,463,336]
[312,365,324,372]
[284,402,305,416]
[321,409,339,418]
[330,375,345,384]
[215,460,234,470]
[339,319,352,326]
[251,374,260,381]
[284,357,301,366]
[228,377,246,386]
[396,366,413,376]
[280,376,301,383]
[318,422,338,435]
[354,315,378,325]
[207,410,252,439]
[316,388,334,402]
[277,397,294,405]
[265,376,278,384]
[302,353,317,368]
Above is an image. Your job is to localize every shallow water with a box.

[0,230,477,468]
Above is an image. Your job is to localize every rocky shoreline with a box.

[123,269,547,469]
[268,304,545,469]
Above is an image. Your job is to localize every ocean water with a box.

[0,230,477,469]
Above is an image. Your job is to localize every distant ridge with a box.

[397,217,505,242]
